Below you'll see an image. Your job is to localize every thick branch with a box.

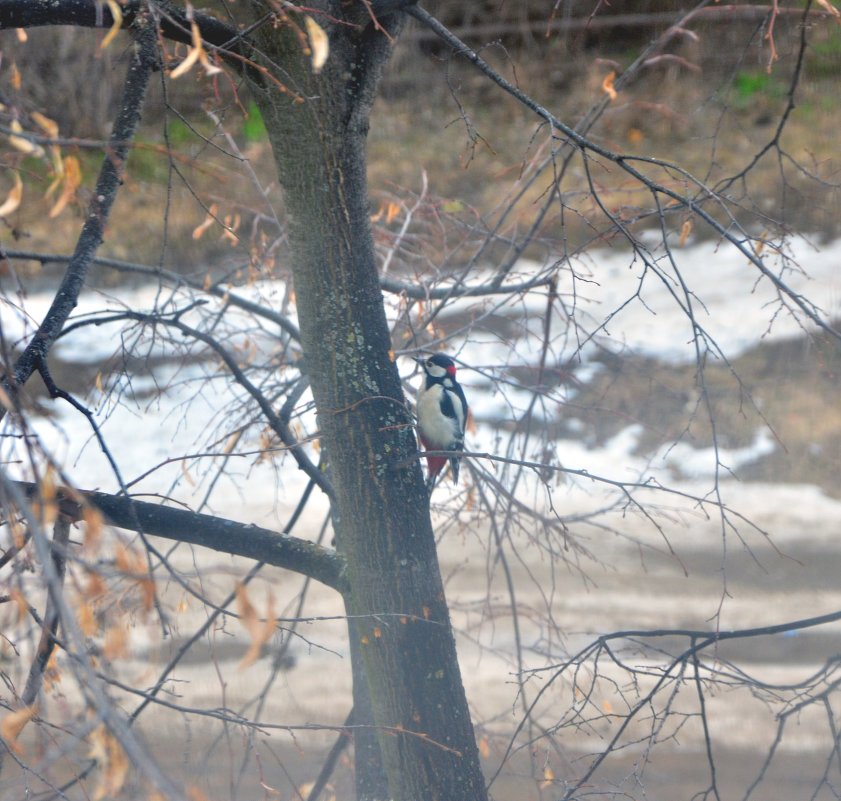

[17,481,347,593]
[0,0,240,54]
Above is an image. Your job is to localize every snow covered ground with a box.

[3,233,841,799]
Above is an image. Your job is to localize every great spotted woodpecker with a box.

[415,353,469,486]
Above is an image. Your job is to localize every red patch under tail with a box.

[419,435,447,481]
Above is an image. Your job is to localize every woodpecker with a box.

[414,353,469,487]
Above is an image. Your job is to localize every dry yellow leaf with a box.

[89,726,129,801]
[49,155,81,218]
[9,62,20,91]
[540,766,555,789]
[192,204,218,240]
[8,119,43,156]
[180,459,196,487]
[678,219,693,248]
[100,0,123,50]
[0,171,23,218]
[104,625,128,660]
[83,507,104,551]
[78,601,98,636]
[85,572,107,601]
[171,13,222,79]
[0,705,38,754]
[42,651,62,692]
[236,585,276,668]
[385,201,400,225]
[9,588,28,623]
[602,70,617,101]
[15,28,26,43]
[304,16,329,74]
[31,111,58,139]
[170,45,199,80]
[626,126,644,144]
[114,543,133,574]
[478,735,491,759]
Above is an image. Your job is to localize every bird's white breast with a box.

[417,384,460,447]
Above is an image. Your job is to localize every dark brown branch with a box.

[16,481,347,594]
[0,0,240,55]
[20,516,71,706]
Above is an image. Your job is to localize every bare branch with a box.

[14,480,347,592]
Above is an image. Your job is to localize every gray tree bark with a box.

[244,4,488,800]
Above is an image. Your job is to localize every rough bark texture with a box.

[245,4,488,800]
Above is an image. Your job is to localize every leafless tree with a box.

[1,2,841,800]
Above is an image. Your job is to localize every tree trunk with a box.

[245,5,488,800]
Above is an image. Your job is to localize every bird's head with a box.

[415,353,457,380]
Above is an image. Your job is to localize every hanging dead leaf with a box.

[540,766,555,789]
[100,0,123,50]
[78,600,98,636]
[9,588,28,623]
[0,705,38,754]
[104,625,128,660]
[89,726,129,801]
[85,572,107,601]
[678,219,693,248]
[170,42,200,79]
[31,111,58,140]
[385,201,400,225]
[114,543,134,575]
[48,155,81,218]
[170,12,223,78]
[192,204,218,240]
[180,459,196,487]
[9,517,25,549]
[626,126,644,144]
[9,61,20,90]
[478,735,491,759]
[0,171,23,218]
[83,506,104,551]
[32,467,59,526]
[42,650,62,692]
[601,70,617,101]
[236,584,276,668]
[223,431,242,454]
[8,119,43,156]
[139,573,156,613]
[15,28,26,43]
[304,16,329,74]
